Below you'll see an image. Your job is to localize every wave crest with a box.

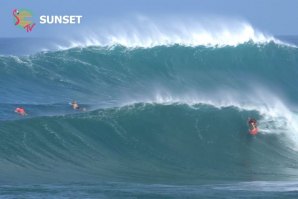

[61,16,284,49]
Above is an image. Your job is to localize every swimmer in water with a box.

[15,107,27,116]
[71,100,80,110]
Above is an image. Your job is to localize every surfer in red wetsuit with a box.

[248,118,258,135]
[15,107,27,116]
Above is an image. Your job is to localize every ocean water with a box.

[1,25,298,198]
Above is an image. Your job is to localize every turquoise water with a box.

[1,36,298,198]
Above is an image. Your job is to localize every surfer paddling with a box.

[70,100,87,111]
[71,100,80,110]
[15,107,27,116]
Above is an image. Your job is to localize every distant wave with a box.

[1,43,297,105]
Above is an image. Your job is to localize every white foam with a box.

[216,181,298,192]
[58,16,289,49]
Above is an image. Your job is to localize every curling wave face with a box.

[1,103,298,184]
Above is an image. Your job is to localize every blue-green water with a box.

[1,36,298,198]
[2,182,298,199]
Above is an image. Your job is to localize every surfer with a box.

[15,107,27,116]
[248,118,258,135]
[71,100,80,110]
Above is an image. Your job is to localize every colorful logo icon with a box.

[13,9,36,32]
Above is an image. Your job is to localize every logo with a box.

[13,9,36,32]
[40,15,83,24]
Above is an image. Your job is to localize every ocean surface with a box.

[1,27,298,198]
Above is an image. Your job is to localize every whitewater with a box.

[1,20,298,198]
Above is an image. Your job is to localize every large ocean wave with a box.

[1,103,298,184]
[1,36,298,184]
